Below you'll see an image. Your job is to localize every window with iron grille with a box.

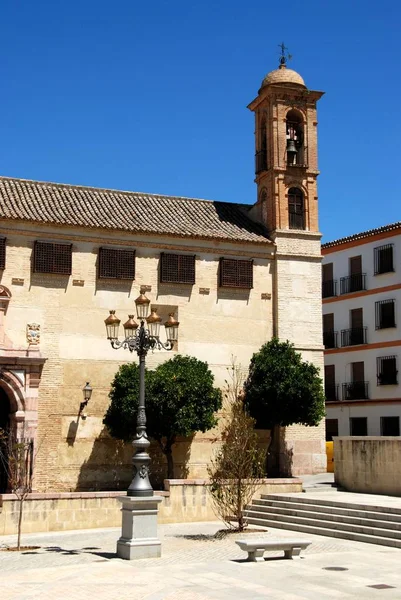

[381,416,400,436]
[219,258,253,289]
[0,238,5,270]
[288,188,305,230]
[375,299,396,329]
[377,356,398,385]
[374,244,394,275]
[33,241,72,274]
[160,253,195,284]
[98,248,136,280]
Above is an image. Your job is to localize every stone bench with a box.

[236,538,312,562]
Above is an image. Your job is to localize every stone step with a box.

[245,509,401,540]
[245,516,401,549]
[262,494,401,516]
[251,499,401,525]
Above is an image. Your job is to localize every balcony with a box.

[255,150,267,174]
[325,383,339,402]
[322,279,337,299]
[340,273,367,295]
[323,330,338,349]
[342,381,369,401]
[341,327,367,347]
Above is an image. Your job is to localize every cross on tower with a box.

[278,42,292,66]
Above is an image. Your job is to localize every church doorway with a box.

[0,386,11,493]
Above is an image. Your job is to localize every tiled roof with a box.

[0,176,272,245]
[322,221,401,249]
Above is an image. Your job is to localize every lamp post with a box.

[79,382,93,415]
[104,294,179,497]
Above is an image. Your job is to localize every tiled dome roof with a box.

[261,64,305,88]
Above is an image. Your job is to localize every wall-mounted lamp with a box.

[79,382,93,417]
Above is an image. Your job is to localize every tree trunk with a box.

[237,478,244,531]
[164,438,175,480]
[17,496,24,551]
[267,425,279,477]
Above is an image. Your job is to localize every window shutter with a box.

[219,258,253,289]
[374,244,394,275]
[160,253,195,284]
[0,238,5,270]
[34,241,72,274]
[99,248,135,279]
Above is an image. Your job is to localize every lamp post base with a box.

[116,495,163,560]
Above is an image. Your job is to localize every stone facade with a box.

[0,60,326,491]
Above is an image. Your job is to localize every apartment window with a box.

[374,244,394,275]
[350,417,367,436]
[377,356,398,385]
[160,253,195,284]
[98,248,136,280]
[324,365,338,401]
[323,313,337,348]
[33,241,72,275]
[219,258,253,289]
[381,416,400,436]
[322,262,336,298]
[0,238,5,270]
[325,419,339,442]
[375,299,396,329]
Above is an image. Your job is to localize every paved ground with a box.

[1,520,400,599]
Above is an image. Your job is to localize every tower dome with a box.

[261,63,306,89]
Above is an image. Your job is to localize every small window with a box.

[325,418,338,441]
[219,258,253,289]
[288,188,305,230]
[377,356,398,385]
[381,416,400,436]
[160,253,195,284]
[375,299,396,329]
[99,248,135,280]
[0,238,5,270]
[374,244,394,275]
[33,241,72,275]
[350,417,367,436]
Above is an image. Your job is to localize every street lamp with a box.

[79,382,93,415]
[104,294,179,497]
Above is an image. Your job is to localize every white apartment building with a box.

[322,222,401,439]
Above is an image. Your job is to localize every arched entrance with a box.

[0,386,11,493]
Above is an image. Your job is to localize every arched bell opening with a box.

[286,110,305,166]
[288,187,305,230]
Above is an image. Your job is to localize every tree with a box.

[0,429,34,551]
[103,355,222,479]
[244,338,325,473]
[208,360,266,531]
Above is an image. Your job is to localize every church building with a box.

[0,57,325,492]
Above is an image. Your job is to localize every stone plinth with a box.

[116,495,163,560]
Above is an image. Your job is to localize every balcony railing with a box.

[340,273,367,295]
[323,330,338,349]
[255,150,267,174]
[322,279,337,298]
[325,383,339,402]
[342,381,369,401]
[340,327,367,347]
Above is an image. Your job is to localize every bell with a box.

[286,139,298,154]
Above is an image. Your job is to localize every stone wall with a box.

[0,478,302,535]
[334,437,401,496]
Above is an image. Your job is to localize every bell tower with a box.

[248,49,327,476]
[247,49,324,233]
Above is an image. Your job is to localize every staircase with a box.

[245,493,401,548]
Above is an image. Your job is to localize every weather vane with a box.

[278,42,292,66]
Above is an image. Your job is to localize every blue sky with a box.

[1,1,400,241]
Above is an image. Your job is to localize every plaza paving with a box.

[1,520,401,599]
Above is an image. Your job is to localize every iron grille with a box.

[219,258,253,289]
[160,253,195,284]
[340,327,368,347]
[323,330,338,349]
[377,356,398,385]
[374,243,394,275]
[342,381,369,400]
[339,273,366,294]
[0,238,5,270]
[98,248,135,280]
[375,299,396,329]
[322,279,337,298]
[33,241,72,274]
[325,383,339,401]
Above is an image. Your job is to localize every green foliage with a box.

[244,338,325,429]
[103,355,222,478]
